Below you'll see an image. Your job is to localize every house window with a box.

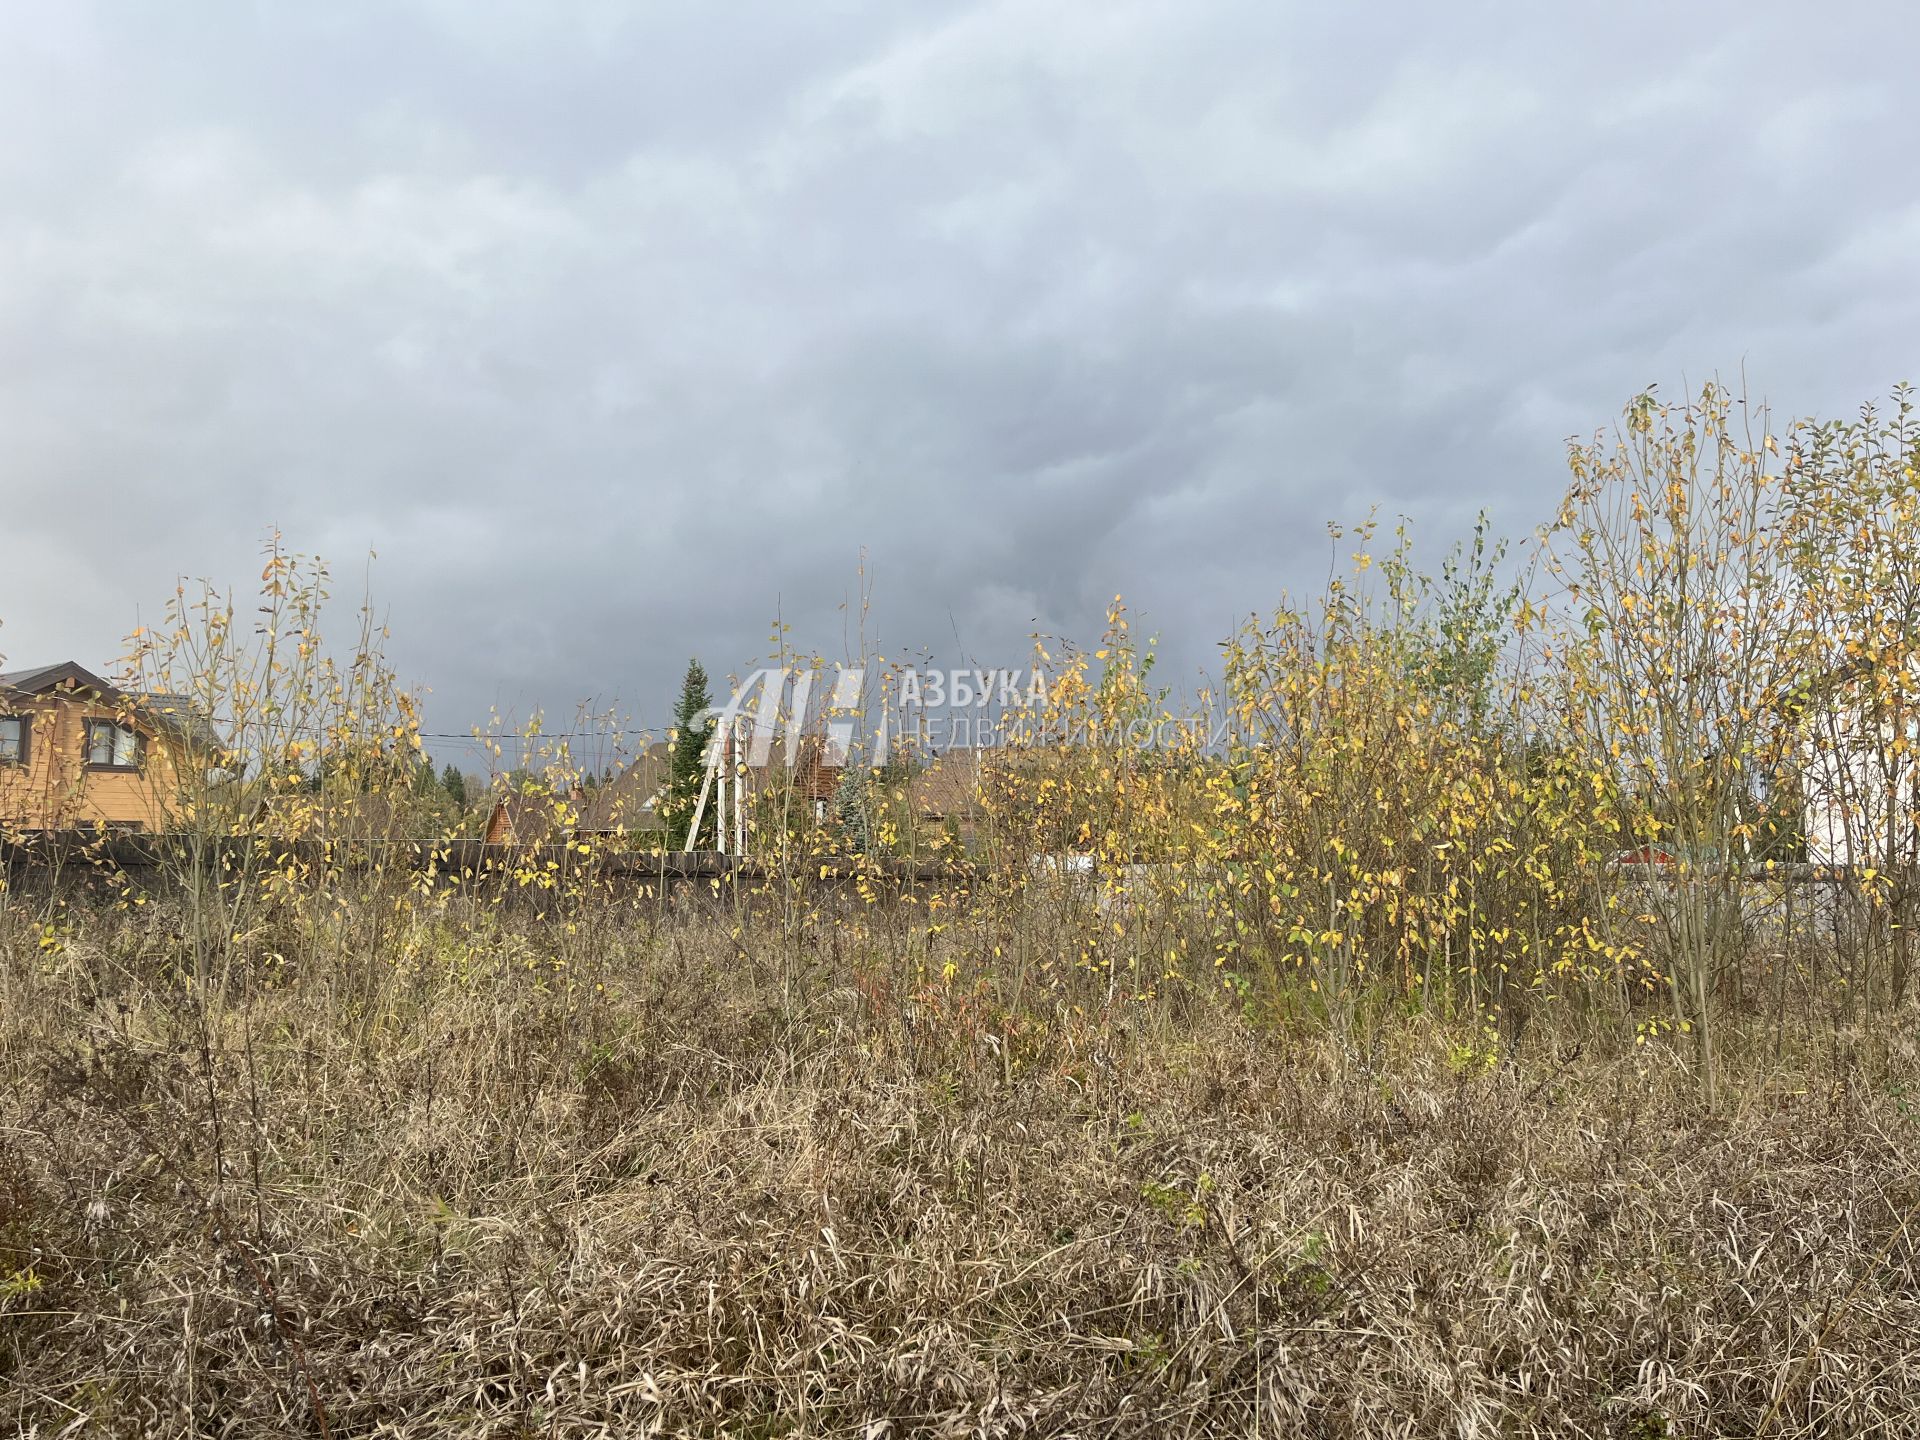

[0,716,24,765]
[84,719,145,771]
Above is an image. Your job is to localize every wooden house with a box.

[483,742,674,846]
[0,661,215,833]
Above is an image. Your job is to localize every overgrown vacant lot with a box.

[3,895,1918,1437]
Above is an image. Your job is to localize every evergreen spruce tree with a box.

[661,659,717,848]
[439,763,467,812]
[832,765,871,853]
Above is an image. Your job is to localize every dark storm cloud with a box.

[1,0,1916,760]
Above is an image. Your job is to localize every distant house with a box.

[575,743,673,839]
[1801,734,1920,870]
[906,750,991,850]
[477,730,861,850]
[256,789,435,844]
[1782,659,1920,869]
[1609,844,1677,868]
[0,661,216,833]
[482,789,565,847]
[656,729,846,840]
[483,742,673,846]
[752,734,844,822]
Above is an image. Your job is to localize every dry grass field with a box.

[4,890,1918,1438]
[11,383,1920,1434]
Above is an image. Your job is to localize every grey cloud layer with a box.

[1,0,1915,749]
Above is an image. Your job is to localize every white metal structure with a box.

[681,714,748,855]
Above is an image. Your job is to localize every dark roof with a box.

[0,661,120,698]
[0,661,224,754]
[133,692,225,755]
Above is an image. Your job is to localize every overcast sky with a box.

[2,2,1916,766]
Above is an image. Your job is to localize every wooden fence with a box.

[0,831,974,897]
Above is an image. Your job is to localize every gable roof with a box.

[0,661,224,755]
[908,751,991,820]
[484,789,568,845]
[759,733,844,804]
[690,732,844,806]
[483,742,676,844]
[0,661,120,699]
[576,742,671,832]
